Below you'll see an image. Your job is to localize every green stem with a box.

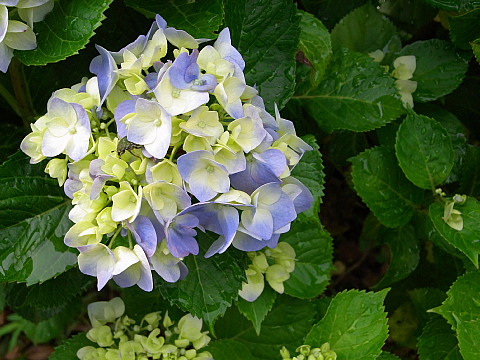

[0,81,21,117]
[9,57,36,128]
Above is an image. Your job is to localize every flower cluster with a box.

[280,343,337,360]
[0,0,54,72]
[239,242,296,302]
[436,188,467,231]
[20,14,314,292]
[78,297,213,360]
[391,55,417,108]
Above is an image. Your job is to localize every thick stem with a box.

[9,58,36,128]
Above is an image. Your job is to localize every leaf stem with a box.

[0,81,21,117]
[9,57,37,128]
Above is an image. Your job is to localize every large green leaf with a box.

[298,11,332,87]
[331,3,401,54]
[124,0,223,38]
[397,40,469,102]
[351,146,424,228]
[422,0,480,11]
[457,319,480,360]
[417,316,463,360]
[459,145,480,197]
[430,199,480,267]
[305,289,389,360]
[449,9,480,50]
[224,0,300,111]
[237,286,277,335]
[206,339,259,360]
[156,234,246,329]
[282,221,333,299]
[294,49,404,132]
[430,271,480,329]
[50,333,95,360]
[0,153,76,284]
[215,295,317,359]
[378,352,401,360]
[16,0,113,65]
[395,113,455,190]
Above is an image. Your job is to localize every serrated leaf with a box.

[417,316,463,360]
[430,271,480,329]
[430,199,480,267]
[224,0,300,111]
[351,146,424,228]
[0,153,76,284]
[305,289,389,360]
[395,113,455,189]
[298,10,332,87]
[237,286,277,335]
[50,333,95,360]
[398,40,469,102]
[206,339,258,360]
[459,145,480,197]
[457,319,480,360]
[282,221,333,299]
[215,295,317,359]
[331,3,401,54]
[449,9,480,50]
[292,135,324,221]
[124,0,223,38]
[374,224,420,288]
[16,0,113,65]
[156,233,246,329]
[294,49,405,132]
[422,0,480,11]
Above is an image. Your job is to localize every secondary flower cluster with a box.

[0,0,54,72]
[280,343,337,360]
[20,14,313,292]
[239,242,296,302]
[78,297,213,360]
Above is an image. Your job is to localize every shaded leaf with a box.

[408,288,447,329]
[417,316,463,360]
[449,9,480,50]
[457,319,480,360]
[378,352,401,360]
[206,339,259,360]
[237,286,277,335]
[328,131,369,168]
[50,333,95,360]
[459,145,480,197]
[421,0,480,11]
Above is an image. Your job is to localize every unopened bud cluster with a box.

[77,297,213,360]
[280,343,337,360]
[437,188,467,231]
[239,242,296,302]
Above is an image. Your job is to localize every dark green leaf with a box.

[388,301,419,348]
[395,113,455,189]
[206,339,259,360]
[421,0,480,11]
[215,295,317,359]
[408,288,447,329]
[430,199,480,267]
[294,49,404,132]
[298,11,332,87]
[156,234,246,328]
[449,9,480,50]
[398,40,469,102]
[0,124,25,164]
[457,319,480,360]
[417,316,463,360]
[459,145,480,197]
[472,38,480,63]
[292,135,324,221]
[237,286,277,335]
[50,333,95,360]
[306,289,389,360]
[282,221,333,299]
[331,3,401,54]
[328,131,368,168]
[378,352,401,360]
[430,271,480,329]
[312,0,368,29]
[351,146,424,228]
[0,153,76,284]
[16,0,114,65]
[124,0,223,38]
[224,0,300,111]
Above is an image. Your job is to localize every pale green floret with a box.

[88,297,125,327]
[238,263,265,302]
[45,158,68,186]
[96,207,117,235]
[392,55,416,80]
[87,325,115,347]
[149,160,183,187]
[111,181,142,222]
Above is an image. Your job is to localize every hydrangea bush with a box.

[1,1,480,360]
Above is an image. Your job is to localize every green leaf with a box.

[292,135,324,221]
[351,146,424,228]
[206,339,259,360]
[408,288,447,329]
[377,352,401,360]
[388,301,418,348]
[311,0,368,29]
[0,153,76,284]
[298,11,332,87]
[374,224,420,288]
[398,39,469,102]
[417,316,463,360]
[224,0,300,111]
[457,319,480,360]
[459,145,480,197]
[16,0,113,65]
[50,333,95,360]
[215,295,317,359]
[0,124,25,164]
[449,9,480,50]
[421,0,480,11]
[237,286,277,335]
[395,113,455,190]
[282,221,333,299]
[305,289,389,360]
[156,234,246,329]
[472,38,480,63]
[328,131,369,168]
[430,271,480,329]
[430,199,480,267]
[124,0,223,38]
[294,49,404,132]
[331,3,401,54]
